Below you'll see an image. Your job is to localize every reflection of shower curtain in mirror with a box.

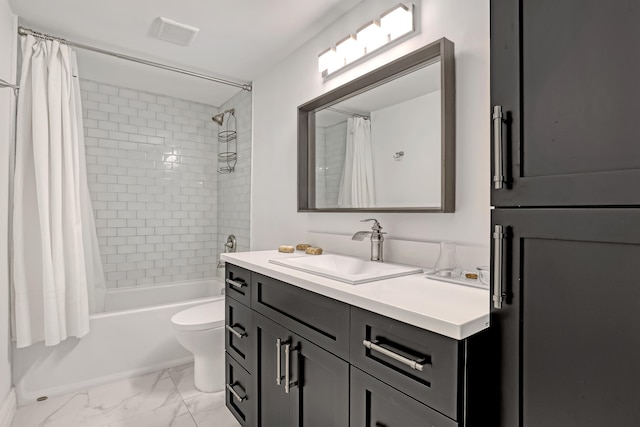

[12,35,106,348]
[338,117,375,208]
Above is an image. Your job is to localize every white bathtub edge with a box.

[12,283,223,406]
[15,356,193,407]
[0,387,16,427]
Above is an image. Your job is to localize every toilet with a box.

[171,300,225,392]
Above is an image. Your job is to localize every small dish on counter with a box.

[424,268,489,290]
[477,266,490,285]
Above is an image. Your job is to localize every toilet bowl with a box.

[171,299,225,392]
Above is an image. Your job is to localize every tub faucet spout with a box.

[352,219,385,262]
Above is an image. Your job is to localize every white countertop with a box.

[221,250,490,340]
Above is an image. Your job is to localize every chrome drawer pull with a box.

[363,339,426,372]
[284,342,291,394]
[276,338,282,385]
[225,324,247,339]
[226,382,247,402]
[492,105,505,189]
[226,278,247,289]
[493,224,506,309]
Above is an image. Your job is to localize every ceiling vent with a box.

[153,17,199,46]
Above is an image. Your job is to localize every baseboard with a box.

[0,388,16,427]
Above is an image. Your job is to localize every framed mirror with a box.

[298,38,455,212]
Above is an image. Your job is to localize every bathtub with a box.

[11,278,224,405]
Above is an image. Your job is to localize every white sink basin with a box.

[269,253,423,284]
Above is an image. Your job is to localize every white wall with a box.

[371,91,441,207]
[0,0,16,406]
[251,0,490,269]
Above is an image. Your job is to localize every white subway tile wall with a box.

[316,121,346,208]
[217,89,252,254]
[81,79,250,289]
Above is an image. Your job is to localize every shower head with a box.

[212,113,224,125]
[212,108,235,125]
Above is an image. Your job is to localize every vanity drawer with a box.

[225,353,253,426]
[251,273,350,360]
[350,307,462,420]
[350,367,458,427]
[225,296,253,372]
[225,263,251,306]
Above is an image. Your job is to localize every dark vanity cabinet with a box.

[491,0,640,207]
[350,368,458,427]
[491,209,640,426]
[350,308,461,421]
[223,264,254,426]
[224,263,492,426]
[253,312,350,426]
[250,273,350,426]
[491,1,640,425]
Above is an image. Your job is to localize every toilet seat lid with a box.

[171,300,225,331]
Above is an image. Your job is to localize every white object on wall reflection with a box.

[393,151,405,160]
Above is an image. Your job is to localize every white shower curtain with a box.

[337,117,375,208]
[12,35,106,348]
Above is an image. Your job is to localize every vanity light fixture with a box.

[381,3,414,41]
[318,3,415,77]
[357,20,387,54]
[336,35,361,66]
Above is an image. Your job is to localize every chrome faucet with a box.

[352,219,385,262]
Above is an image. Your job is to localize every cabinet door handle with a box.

[225,324,247,339]
[226,382,247,402]
[276,338,283,385]
[283,342,299,394]
[493,224,506,309]
[226,278,247,289]
[492,105,506,189]
[284,342,291,394]
[363,340,426,372]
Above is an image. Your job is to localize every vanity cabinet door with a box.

[252,311,291,426]
[350,307,461,420]
[225,354,254,426]
[225,263,251,306]
[350,368,458,427]
[491,0,640,207]
[225,296,253,371]
[492,208,640,426]
[251,273,350,360]
[289,334,349,427]
[252,311,350,427]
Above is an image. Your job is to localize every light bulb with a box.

[380,4,413,41]
[356,20,388,54]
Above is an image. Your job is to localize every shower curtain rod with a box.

[17,26,252,92]
[327,107,370,120]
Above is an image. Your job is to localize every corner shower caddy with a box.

[214,109,237,174]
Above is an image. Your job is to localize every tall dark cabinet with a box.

[491,1,640,426]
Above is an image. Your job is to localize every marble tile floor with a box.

[11,363,241,427]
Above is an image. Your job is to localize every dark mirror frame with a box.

[297,37,455,213]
